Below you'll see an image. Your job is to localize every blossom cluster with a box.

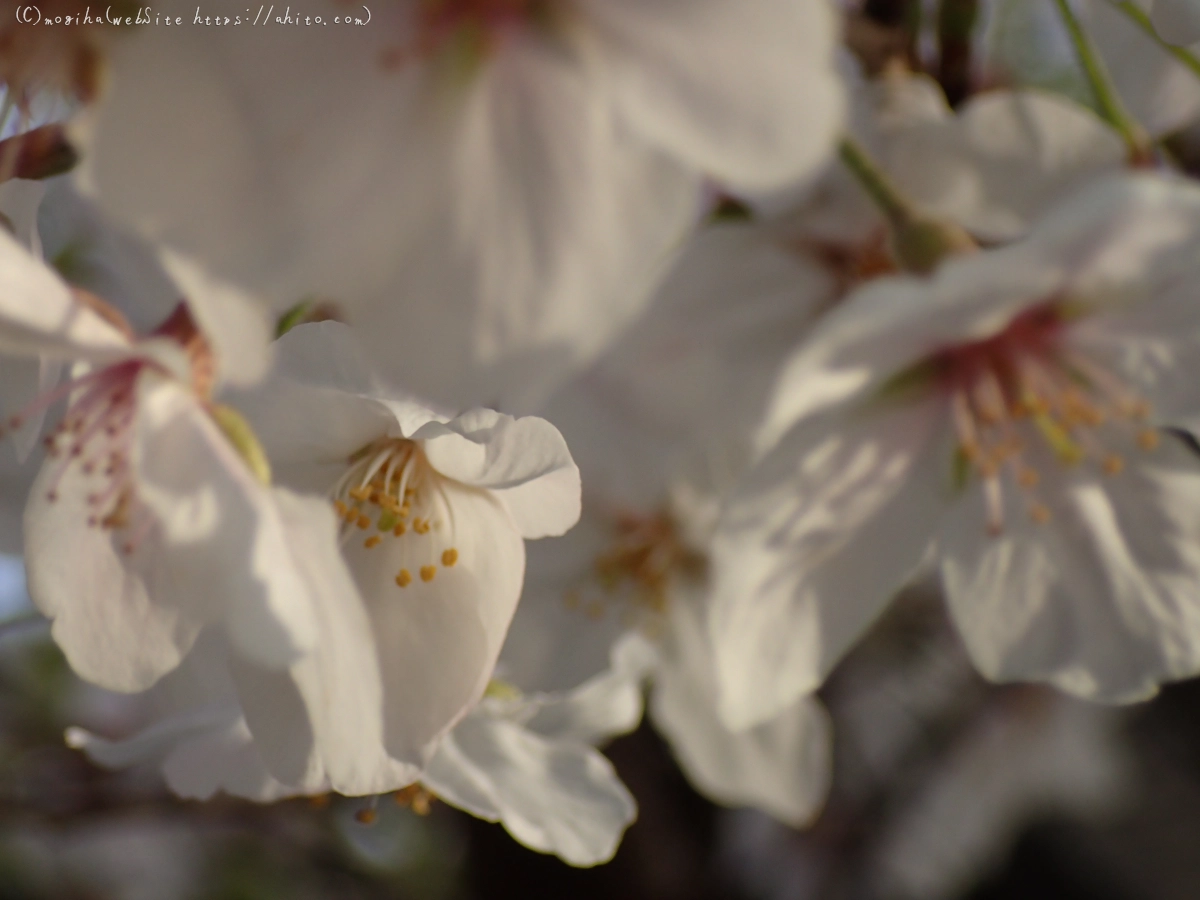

[3,0,1200,869]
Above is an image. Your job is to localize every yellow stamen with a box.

[395,569,412,588]
[441,547,458,567]
[364,535,382,549]
[419,565,437,582]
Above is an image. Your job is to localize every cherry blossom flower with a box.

[231,321,582,768]
[77,0,844,407]
[0,223,308,694]
[711,173,1200,730]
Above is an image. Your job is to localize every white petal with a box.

[39,179,183,334]
[418,409,581,539]
[84,16,701,409]
[343,481,523,764]
[70,711,305,802]
[161,716,304,801]
[540,220,837,508]
[230,488,417,795]
[580,0,843,190]
[1090,0,1200,136]
[887,90,1123,242]
[710,399,948,730]
[941,432,1200,702]
[131,377,318,671]
[423,713,636,867]
[157,249,273,387]
[985,0,1200,138]
[501,512,637,693]
[24,449,204,692]
[0,178,46,252]
[0,226,130,359]
[1151,0,1200,44]
[0,354,61,461]
[520,631,657,745]
[651,590,831,826]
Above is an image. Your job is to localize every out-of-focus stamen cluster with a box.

[933,304,1160,535]
[566,511,706,634]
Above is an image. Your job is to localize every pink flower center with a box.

[0,302,214,554]
[927,304,1159,535]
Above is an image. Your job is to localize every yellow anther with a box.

[420,565,437,582]
[1102,455,1124,476]
[1033,412,1084,465]
[414,519,431,535]
[1029,503,1052,525]
[1017,468,1039,489]
[364,535,382,549]
[354,808,377,825]
[1138,429,1160,451]
[393,521,408,536]
[395,569,412,588]
[334,500,348,517]
[441,548,459,567]
[395,785,436,816]
[349,486,371,502]
[1020,394,1048,416]
[356,514,371,529]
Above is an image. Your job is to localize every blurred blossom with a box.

[759,64,1123,258]
[983,0,1200,137]
[713,173,1200,730]
[509,217,842,826]
[76,0,844,409]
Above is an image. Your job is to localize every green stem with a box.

[838,137,919,229]
[1052,0,1153,161]
[1111,0,1200,81]
[837,136,977,274]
